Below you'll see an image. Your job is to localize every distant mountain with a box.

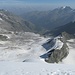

[44,22,75,36]
[0,9,36,32]
[21,6,75,32]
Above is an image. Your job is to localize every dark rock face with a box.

[45,43,69,63]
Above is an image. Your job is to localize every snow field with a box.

[0,62,75,75]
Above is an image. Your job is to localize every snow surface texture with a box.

[0,62,75,75]
[0,32,75,75]
[0,32,64,62]
[62,39,75,64]
[0,32,49,62]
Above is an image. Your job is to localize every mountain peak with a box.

[61,6,72,10]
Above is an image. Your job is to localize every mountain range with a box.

[21,6,75,33]
[0,9,36,32]
[44,22,75,36]
[0,6,75,36]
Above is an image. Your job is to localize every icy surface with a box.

[54,38,63,50]
[46,37,64,52]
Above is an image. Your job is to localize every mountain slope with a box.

[44,22,75,36]
[0,9,36,32]
[21,6,75,32]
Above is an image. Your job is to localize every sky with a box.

[0,0,75,10]
[0,0,75,6]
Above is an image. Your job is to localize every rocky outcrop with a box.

[45,32,70,63]
[0,35,8,41]
[45,43,69,63]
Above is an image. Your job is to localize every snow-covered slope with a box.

[0,32,49,62]
[62,39,75,64]
[0,32,75,75]
[0,61,75,75]
[0,32,75,64]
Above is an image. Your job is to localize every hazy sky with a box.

[0,0,75,10]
